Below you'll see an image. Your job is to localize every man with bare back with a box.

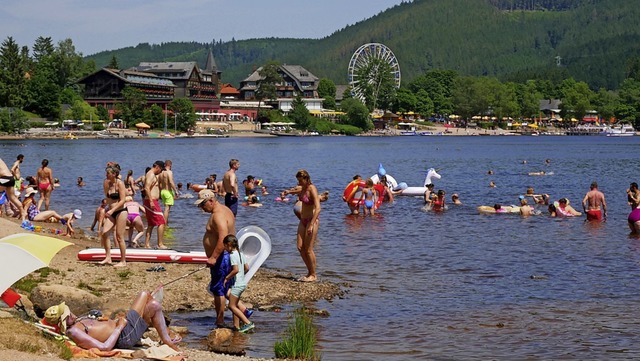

[582,181,607,221]
[143,161,167,249]
[158,159,178,225]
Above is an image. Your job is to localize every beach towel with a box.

[66,341,184,360]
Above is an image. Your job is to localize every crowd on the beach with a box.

[4,151,638,356]
[1,153,330,353]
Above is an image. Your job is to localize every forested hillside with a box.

[86,0,640,90]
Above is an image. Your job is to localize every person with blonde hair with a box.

[286,169,321,282]
[100,163,128,267]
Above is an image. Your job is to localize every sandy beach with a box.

[0,216,343,361]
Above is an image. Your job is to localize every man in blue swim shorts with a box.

[195,189,236,327]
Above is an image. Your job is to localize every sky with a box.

[0,0,405,56]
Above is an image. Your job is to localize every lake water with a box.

[2,135,640,360]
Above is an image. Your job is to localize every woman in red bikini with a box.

[36,159,54,211]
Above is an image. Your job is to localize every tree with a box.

[393,88,417,114]
[146,104,165,129]
[32,36,54,64]
[108,55,119,69]
[0,108,28,133]
[116,86,147,124]
[341,97,371,130]
[415,89,434,117]
[559,78,593,121]
[52,38,84,88]
[288,94,311,130]
[317,78,337,109]
[409,70,457,116]
[95,105,109,122]
[354,57,397,111]
[0,37,28,108]
[255,61,282,121]
[168,98,196,132]
[617,79,640,126]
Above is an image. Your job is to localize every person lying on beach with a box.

[44,291,181,352]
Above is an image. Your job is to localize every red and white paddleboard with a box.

[77,226,271,283]
[77,248,207,263]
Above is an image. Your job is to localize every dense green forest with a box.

[86,0,640,90]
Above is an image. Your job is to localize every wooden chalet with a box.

[132,57,220,112]
[238,64,323,112]
[77,68,176,119]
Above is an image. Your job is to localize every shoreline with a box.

[0,217,344,360]
[0,121,538,140]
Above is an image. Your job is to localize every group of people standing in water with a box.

[0,155,81,236]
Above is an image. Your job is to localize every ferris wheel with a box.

[347,43,401,102]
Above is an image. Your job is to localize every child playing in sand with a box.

[60,209,82,237]
[223,234,254,333]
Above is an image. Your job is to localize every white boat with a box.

[400,131,417,136]
[419,131,434,136]
[600,124,635,137]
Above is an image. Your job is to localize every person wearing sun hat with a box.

[60,209,82,237]
[43,302,71,333]
[44,292,180,351]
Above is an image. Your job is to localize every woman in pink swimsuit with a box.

[287,170,321,282]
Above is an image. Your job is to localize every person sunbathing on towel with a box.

[44,291,180,351]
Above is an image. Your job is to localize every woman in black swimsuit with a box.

[100,163,128,267]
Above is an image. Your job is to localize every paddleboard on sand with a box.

[77,226,271,283]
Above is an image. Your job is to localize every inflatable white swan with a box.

[397,168,442,196]
[370,164,441,197]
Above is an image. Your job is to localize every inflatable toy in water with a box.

[343,180,384,211]
[370,163,399,189]
[398,168,442,196]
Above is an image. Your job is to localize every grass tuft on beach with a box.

[274,307,320,360]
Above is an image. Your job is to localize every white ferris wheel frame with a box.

[347,43,401,101]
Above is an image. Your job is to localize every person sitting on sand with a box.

[22,187,64,222]
[44,291,181,352]
[555,198,582,217]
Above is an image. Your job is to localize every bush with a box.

[274,308,320,360]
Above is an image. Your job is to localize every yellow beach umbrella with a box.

[0,233,72,294]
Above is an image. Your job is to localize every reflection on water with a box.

[3,136,640,359]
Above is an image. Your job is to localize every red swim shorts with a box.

[143,199,166,226]
[586,209,602,221]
